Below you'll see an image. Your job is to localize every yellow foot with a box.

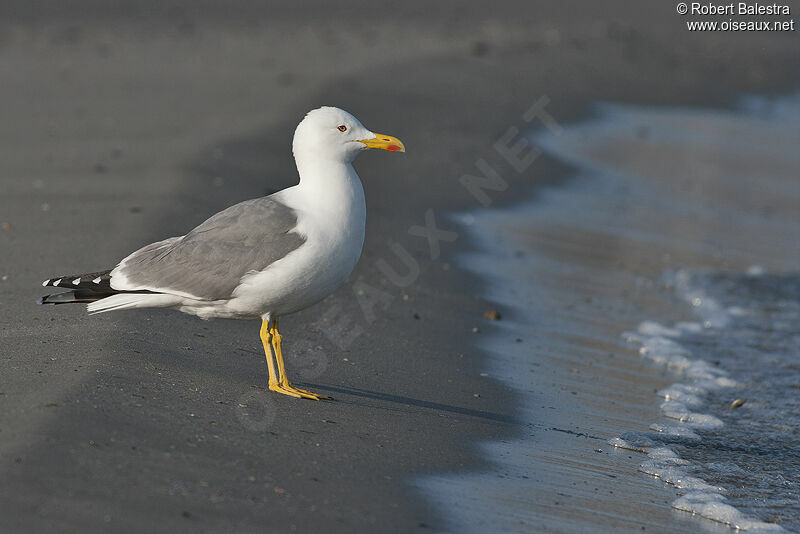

[269,382,332,401]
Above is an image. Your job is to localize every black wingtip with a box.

[37,294,60,305]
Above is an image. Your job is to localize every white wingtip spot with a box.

[72,278,81,285]
[93,277,102,284]
[53,278,62,286]
[42,279,50,287]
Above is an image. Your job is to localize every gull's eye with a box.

[337,125,347,132]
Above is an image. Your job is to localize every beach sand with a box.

[0,2,797,532]
[422,97,800,532]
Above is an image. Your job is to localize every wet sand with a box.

[0,2,797,532]
[423,97,800,532]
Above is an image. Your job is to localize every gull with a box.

[38,107,405,400]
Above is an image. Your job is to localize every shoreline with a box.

[1,3,799,532]
[419,196,701,533]
[436,95,798,532]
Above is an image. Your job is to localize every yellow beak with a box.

[358,132,405,153]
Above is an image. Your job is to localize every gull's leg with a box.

[262,318,302,399]
[259,319,284,392]
[270,318,331,401]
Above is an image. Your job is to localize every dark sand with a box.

[0,2,797,532]
[424,97,800,532]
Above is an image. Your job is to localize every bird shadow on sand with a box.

[294,382,519,425]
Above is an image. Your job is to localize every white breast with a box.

[224,162,366,318]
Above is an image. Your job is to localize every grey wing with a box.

[111,197,306,300]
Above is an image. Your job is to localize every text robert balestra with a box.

[690,3,791,15]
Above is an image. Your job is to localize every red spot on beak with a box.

[386,145,400,152]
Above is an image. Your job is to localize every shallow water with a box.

[420,96,800,532]
[617,269,800,532]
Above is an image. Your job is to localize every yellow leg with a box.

[265,318,331,401]
[260,319,279,389]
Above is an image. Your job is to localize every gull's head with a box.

[293,106,405,163]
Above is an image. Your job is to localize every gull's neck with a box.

[290,151,366,220]
[294,152,350,186]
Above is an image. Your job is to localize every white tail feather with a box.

[87,293,183,315]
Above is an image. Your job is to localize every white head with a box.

[292,106,405,164]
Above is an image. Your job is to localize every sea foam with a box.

[613,269,790,532]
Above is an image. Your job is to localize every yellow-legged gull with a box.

[38,107,405,400]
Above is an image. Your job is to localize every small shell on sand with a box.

[483,309,502,320]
